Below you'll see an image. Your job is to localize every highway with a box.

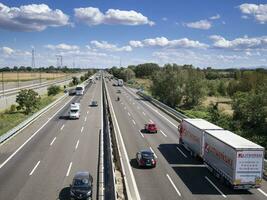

[0,78,102,200]
[104,77,267,200]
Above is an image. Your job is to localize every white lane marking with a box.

[139,130,144,138]
[205,176,226,198]
[124,87,177,128]
[87,111,89,114]
[149,147,157,158]
[84,116,87,122]
[124,106,126,110]
[133,102,135,105]
[176,147,187,158]
[105,84,141,200]
[60,124,65,130]
[81,126,84,133]
[258,189,267,197]
[29,161,40,176]
[132,119,136,125]
[75,140,79,150]
[149,119,154,123]
[160,130,167,137]
[142,112,146,116]
[0,96,74,169]
[66,162,72,177]
[50,137,56,146]
[166,174,181,197]
[128,112,131,117]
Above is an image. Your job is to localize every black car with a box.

[136,149,157,168]
[70,171,93,200]
[91,100,98,107]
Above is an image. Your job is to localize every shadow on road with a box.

[59,116,69,120]
[58,187,70,200]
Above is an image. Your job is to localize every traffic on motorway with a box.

[0,72,266,200]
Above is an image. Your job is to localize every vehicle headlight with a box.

[87,190,92,196]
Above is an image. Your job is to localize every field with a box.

[202,96,233,115]
[0,72,70,82]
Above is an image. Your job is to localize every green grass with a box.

[0,92,63,136]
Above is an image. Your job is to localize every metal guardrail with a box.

[0,93,68,144]
[136,91,187,122]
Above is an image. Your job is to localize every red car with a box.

[144,123,158,133]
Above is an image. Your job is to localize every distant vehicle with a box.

[136,149,157,168]
[76,85,85,95]
[144,123,157,133]
[179,119,265,190]
[117,96,120,101]
[69,103,80,119]
[70,171,93,200]
[117,89,121,93]
[91,100,98,107]
[118,79,123,86]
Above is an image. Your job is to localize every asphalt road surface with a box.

[0,79,102,200]
[104,77,267,200]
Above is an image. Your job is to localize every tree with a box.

[217,81,226,96]
[183,68,205,107]
[133,63,160,78]
[121,68,135,82]
[72,76,79,85]
[151,68,184,107]
[16,89,40,114]
[48,85,61,96]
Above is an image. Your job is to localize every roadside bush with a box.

[16,89,40,115]
[47,85,61,96]
[9,104,17,113]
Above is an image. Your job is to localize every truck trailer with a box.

[178,119,223,157]
[203,130,264,189]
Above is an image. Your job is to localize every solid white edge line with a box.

[166,174,181,197]
[205,176,226,198]
[75,140,79,150]
[29,161,40,176]
[176,147,187,158]
[60,124,65,130]
[50,137,56,146]
[81,126,84,133]
[132,119,136,125]
[105,82,141,200]
[66,162,72,177]
[139,130,144,138]
[0,96,74,169]
[257,188,267,197]
[124,87,177,128]
[149,147,157,158]
[160,130,167,137]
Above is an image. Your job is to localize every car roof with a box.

[140,149,153,155]
[148,123,156,126]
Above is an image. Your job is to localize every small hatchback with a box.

[144,123,158,133]
[91,100,98,107]
[136,149,157,168]
[70,171,93,200]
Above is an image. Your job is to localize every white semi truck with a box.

[179,119,265,189]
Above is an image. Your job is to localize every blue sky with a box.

[0,0,267,68]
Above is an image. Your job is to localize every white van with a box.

[75,85,85,95]
[69,103,80,119]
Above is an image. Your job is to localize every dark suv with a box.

[70,171,93,200]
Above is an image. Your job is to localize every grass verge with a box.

[0,92,63,136]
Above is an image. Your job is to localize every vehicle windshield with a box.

[142,152,154,159]
[73,178,92,188]
[76,87,83,91]
[70,110,78,113]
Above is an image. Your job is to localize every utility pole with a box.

[31,47,36,84]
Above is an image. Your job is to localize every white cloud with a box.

[129,37,209,49]
[44,43,80,51]
[90,40,132,52]
[2,46,14,55]
[0,3,69,31]
[162,17,168,21]
[210,14,220,20]
[74,7,154,26]
[239,3,267,24]
[184,19,212,30]
[210,35,267,50]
